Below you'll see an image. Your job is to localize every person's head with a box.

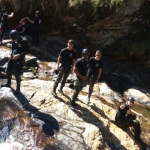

[35,11,39,17]
[67,39,75,49]
[82,48,89,60]
[127,96,134,106]
[95,50,101,60]
[21,20,26,25]
[9,30,19,41]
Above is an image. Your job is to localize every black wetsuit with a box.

[115,103,141,137]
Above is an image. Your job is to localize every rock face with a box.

[0,43,150,149]
[0,80,141,150]
[0,88,64,150]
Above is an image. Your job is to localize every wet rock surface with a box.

[0,43,150,149]
[0,88,64,150]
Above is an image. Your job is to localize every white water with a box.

[0,142,23,150]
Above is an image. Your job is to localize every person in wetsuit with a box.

[27,11,41,44]
[115,97,143,140]
[1,30,29,94]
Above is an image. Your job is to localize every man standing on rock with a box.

[51,39,76,97]
[115,97,143,141]
[27,11,41,45]
[1,30,29,94]
[69,48,89,110]
[86,50,103,105]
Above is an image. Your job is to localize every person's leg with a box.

[36,29,39,45]
[1,60,14,87]
[32,27,35,43]
[15,75,21,93]
[87,79,95,104]
[51,69,64,97]
[59,71,70,95]
[132,119,141,140]
[0,26,6,43]
[69,79,83,110]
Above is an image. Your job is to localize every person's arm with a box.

[19,17,27,24]
[95,68,102,83]
[130,109,143,117]
[8,12,14,18]
[70,58,76,73]
[12,41,29,60]
[56,56,62,70]
[27,17,34,24]
[20,27,25,33]
[74,66,87,81]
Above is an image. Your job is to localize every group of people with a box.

[0,9,41,45]
[51,39,103,110]
[0,15,143,141]
[0,10,41,93]
[51,39,143,141]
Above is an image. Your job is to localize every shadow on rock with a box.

[71,102,128,150]
[12,89,60,136]
[29,111,59,136]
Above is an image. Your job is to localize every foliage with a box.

[0,0,126,19]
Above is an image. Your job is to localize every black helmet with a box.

[9,30,19,40]
[82,49,89,54]
[127,96,134,103]
[35,11,39,14]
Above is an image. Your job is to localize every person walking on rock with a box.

[69,48,89,110]
[51,39,76,97]
[86,50,103,105]
[115,97,143,141]
[1,30,29,94]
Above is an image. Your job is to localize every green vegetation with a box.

[0,0,125,20]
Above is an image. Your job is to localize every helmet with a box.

[127,96,134,103]
[82,49,89,54]
[9,30,19,40]
[35,11,39,14]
